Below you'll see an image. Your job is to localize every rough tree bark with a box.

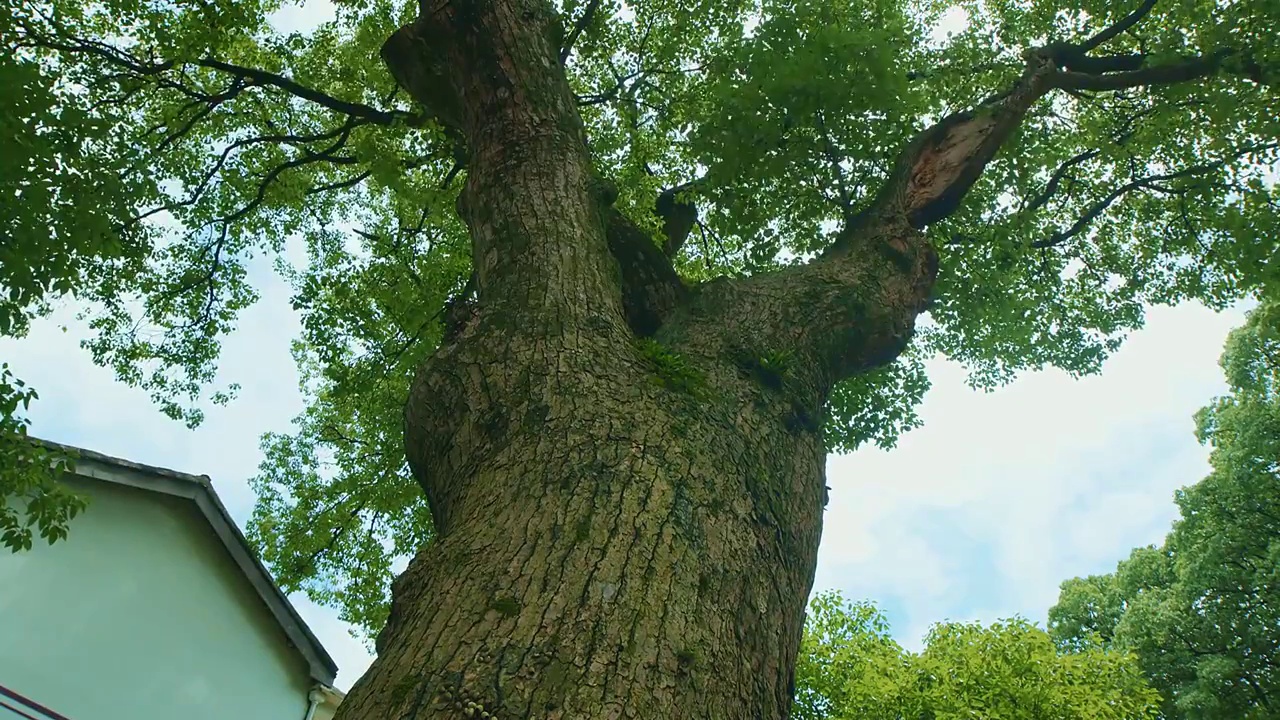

[332,0,1247,717]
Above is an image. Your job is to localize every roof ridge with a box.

[30,437,215,487]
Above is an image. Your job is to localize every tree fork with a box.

[339,0,836,715]
[336,0,822,716]
[335,3,1226,717]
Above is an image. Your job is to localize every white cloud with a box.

[816,301,1247,650]
[269,0,337,35]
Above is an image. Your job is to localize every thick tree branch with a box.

[388,49,701,339]
[589,176,700,335]
[823,50,1060,250]
[671,3,1273,392]
[1052,52,1228,92]
[1054,53,1147,75]
[559,0,603,65]
[662,50,1055,384]
[603,209,689,337]
[655,180,701,258]
[442,272,478,343]
[830,31,1266,252]
[1077,0,1160,54]
[380,24,465,134]
[381,0,626,333]
[383,2,701,339]
[667,219,937,400]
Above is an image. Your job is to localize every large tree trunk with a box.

[338,238,938,717]
[351,335,831,717]
[331,0,1070,716]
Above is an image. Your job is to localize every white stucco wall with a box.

[0,476,312,720]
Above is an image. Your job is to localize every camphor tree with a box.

[3,0,1278,713]
[1050,299,1280,719]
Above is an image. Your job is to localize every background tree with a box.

[3,0,1278,714]
[794,591,1160,719]
[1049,299,1280,719]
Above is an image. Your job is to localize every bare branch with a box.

[21,23,411,126]
[695,220,729,268]
[1031,172,1179,249]
[218,119,365,227]
[143,77,251,163]
[575,69,646,106]
[307,170,373,196]
[1077,0,1160,54]
[1021,149,1101,215]
[124,119,375,234]
[196,58,410,125]
[1031,143,1278,248]
[575,64,703,108]
[559,0,603,65]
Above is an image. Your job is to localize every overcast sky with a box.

[0,0,1255,692]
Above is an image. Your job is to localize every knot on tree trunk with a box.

[381,19,465,134]
[656,184,699,257]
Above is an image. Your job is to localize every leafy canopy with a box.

[0,366,83,552]
[1049,299,1280,720]
[794,591,1160,719]
[1,0,1276,636]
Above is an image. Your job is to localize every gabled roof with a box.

[31,438,339,686]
